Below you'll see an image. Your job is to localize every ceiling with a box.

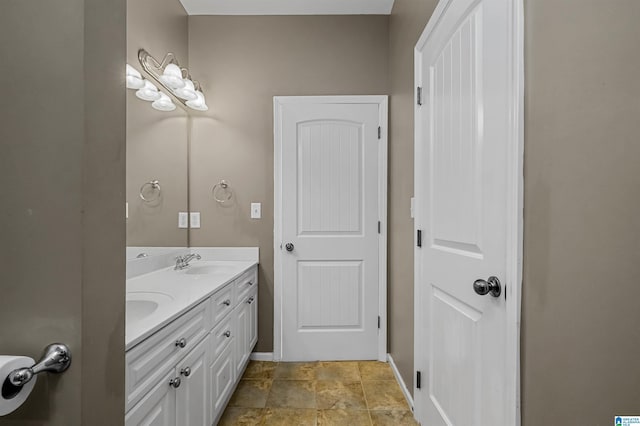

[179,0,396,15]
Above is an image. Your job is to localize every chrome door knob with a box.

[169,377,181,388]
[473,276,502,298]
[285,243,294,252]
[175,338,187,348]
[180,367,191,377]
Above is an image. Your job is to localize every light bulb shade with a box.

[174,79,197,101]
[151,93,176,111]
[126,75,145,89]
[186,91,208,111]
[159,63,186,89]
[125,64,145,89]
[135,80,161,101]
[126,64,142,78]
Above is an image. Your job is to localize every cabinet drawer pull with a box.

[175,338,187,348]
[222,299,231,306]
[247,297,254,304]
[223,330,231,338]
[247,280,254,286]
[180,367,191,377]
[169,377,181,388]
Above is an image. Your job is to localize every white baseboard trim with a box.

[387,353,414,411]
[250,352,274,361]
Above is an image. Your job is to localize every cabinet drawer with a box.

[126,300,210,412]
[235,267,257,302]
[210,283,235,325]
[210,314,234,362]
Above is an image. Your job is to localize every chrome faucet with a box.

[175,253,201,270]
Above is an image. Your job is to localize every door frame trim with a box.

[413,0,524,424]
[273,95,389,362]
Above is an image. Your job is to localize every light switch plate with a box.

[251,203,261,219]
[178,212,188,228]
[190,212,201,228]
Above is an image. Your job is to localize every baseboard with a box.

[387,353,414,411]
[250,352,274,361]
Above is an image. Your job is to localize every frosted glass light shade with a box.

[152,93,176,112]
[186,91,208,111]
[159,63,186,89]
[125,64,144,89]
[135,80,161,101]
[174,79,197,101]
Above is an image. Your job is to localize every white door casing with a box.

[414,0,523,425]
[274,96,388,362]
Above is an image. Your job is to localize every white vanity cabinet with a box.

[125,264,258,426]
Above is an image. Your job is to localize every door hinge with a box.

[417,230,422,247]
[377,126,381,139]
[416,371,422,389]
[377,316,381,329]
[378,221,381,234]
[416,86,423,106]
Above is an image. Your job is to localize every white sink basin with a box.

[126,291,174,323]
[185,265,238,275]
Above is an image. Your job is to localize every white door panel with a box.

[415,0,521,424]
[276,98,386,361]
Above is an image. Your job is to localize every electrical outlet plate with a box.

[190,212,201,228]
[178,212,188,228]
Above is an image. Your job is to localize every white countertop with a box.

[126,260,257,351]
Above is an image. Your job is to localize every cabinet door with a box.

[235,301,250,376]
[176,335,209,426]
[125,370,176,426]
[210,342,236,424]
[248,291,258,350]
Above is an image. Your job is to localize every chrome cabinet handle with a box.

[175,338,187,348]
[222,299,231,306]
[223,331,231,338]
[473,276,502,298]
[180,367,191,377]
[169,377,181,388]
[247,297,255,304]
[247,280,254,286]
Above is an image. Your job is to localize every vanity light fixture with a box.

[174,78,198,101]
[126,64,145,89]
[186,90,208,111]
[137,48,208,112]
[135,80,161,102]
[159,63,185,90]
[152,93,176,111]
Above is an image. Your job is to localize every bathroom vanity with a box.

[124,249,258,425]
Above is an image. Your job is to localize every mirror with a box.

[125,0,190,254]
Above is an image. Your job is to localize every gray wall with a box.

[521,0,640,423]
[0,0,125,424]
[387,0,439,393]
[126,0,190,247]
[187,15,390,352]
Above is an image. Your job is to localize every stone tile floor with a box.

[218,361,418,425]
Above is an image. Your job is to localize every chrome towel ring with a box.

[212,180,233,204]
[140,180,161,202]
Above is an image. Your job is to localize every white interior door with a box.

[414,0,522,425]
[275,96,387,361]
